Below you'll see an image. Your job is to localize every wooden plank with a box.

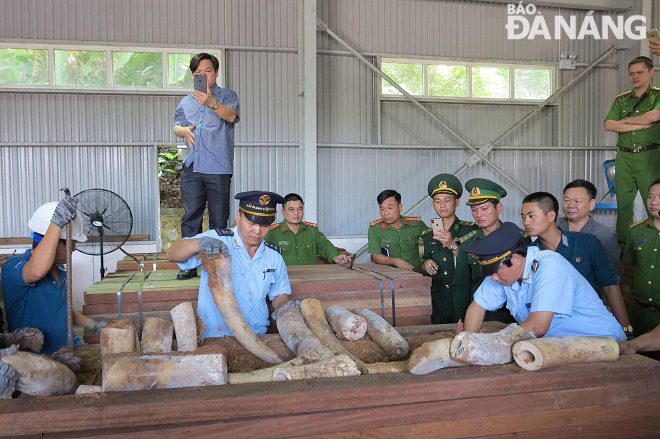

[0,355,657,437]
[0,235,150,245]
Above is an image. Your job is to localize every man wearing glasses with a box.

[604,56,660,248]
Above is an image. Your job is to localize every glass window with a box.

[514,68,552,100]
[113,51,163,88]
[472,66,510,99]
[381,62,423,95]
[168,53,194,88]
[428,64,468,97]
[54,50,107,86]
[0,48,49,85]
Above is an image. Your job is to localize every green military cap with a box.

[427,173,463,198]
[465,178,507,206]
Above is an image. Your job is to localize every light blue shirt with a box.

[177,227,291,338]
[474,247,625,341]
[173,84,240,175]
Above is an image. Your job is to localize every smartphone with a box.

[380,247,390,257]
[194,74,207,92]
[647,28,659,40]
[431,218,444,235]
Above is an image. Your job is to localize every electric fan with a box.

[74,188,134,279]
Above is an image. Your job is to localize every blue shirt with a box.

[173,84,240,175]
[177,227,291,338]
[474,247,625,341]
[1,250,68,355]
[530,231,618,293]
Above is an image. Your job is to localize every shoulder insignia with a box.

[422,228,433,236]
[615,91,631,98]
[215,228,234,236]
[264,241,281,253]
[629,218,647,228]
[370,219,383,227]
[269,223,280,231]
[303,221,318,228]
[406,216,422,222]
[653,87,660,91]
[459,220,476,226]
[531,260,539,273]
[520,229,529,238]
[457,230,477,244]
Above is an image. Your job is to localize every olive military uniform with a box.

[368,216,428,272]
[422,218,478,323]
[604,85,660,245]
[265,221,340,266]
[623,218,660,359]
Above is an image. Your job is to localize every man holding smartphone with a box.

[173,53,240,280]
[421,174,477,324]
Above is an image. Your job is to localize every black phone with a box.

[381,247,390,257]
[194,74,207,92]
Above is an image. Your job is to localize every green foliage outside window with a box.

[54,50,107,86]
[382,62,423,95]
[472,66,510,99]
[113,52,163,87]
[0,48,48,85]
[514,68,552,100]
[168,53,194,88]
[428,64,467,97]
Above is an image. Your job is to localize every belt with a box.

[617,144,659,153]
[634,297,660,311]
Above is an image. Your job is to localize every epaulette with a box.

[456,230,477,243]
[629,218,647,228]
[459,220,476,226]
[406,216,422,222]
[370,219,383,227]
[269,223,280,231]
[531,260,539,273]
[215,228,234,236]
[520,229,529,238]
[421,228,433,236]
[303,221,318,228]
[615,90,631,98]
[653,87,660,91]
[264,241,281,253]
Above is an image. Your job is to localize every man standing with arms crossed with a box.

[421,174,477,323]
[173,53,240,280]
[604,56,660,248]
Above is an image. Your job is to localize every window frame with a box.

[0,43,222,94]
[379,57,557,105]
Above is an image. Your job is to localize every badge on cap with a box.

[259,195,270,206]
[439,180,447,189]
[471,187,481,196]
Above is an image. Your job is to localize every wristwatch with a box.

[448,243,458,252]
[211,99,219,110]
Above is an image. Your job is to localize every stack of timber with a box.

[83,254,432,342]
[1,348,658,438]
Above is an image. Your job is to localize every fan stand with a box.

[89,213,107,279]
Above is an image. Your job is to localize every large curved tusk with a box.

[201,252,283,364]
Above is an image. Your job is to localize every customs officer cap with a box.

[235,191,285,225]
[465,178,507,206]
[428,173,463,198]
[463,222,522,276]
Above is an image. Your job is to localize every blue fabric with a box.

[474,247,625,341]
[173,84,240,175]
[530,231,618,292]
[177,227,291,338]
[1,250,68,355]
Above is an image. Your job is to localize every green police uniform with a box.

[604,85,660,246]
[451,178,528,323]
[266,221,340,266]
[422,219,477,323]
[623,218,660,359]
[368,216,428,272]
[422,173,478,323]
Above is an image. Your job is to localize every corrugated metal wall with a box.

[0,0,640,239]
